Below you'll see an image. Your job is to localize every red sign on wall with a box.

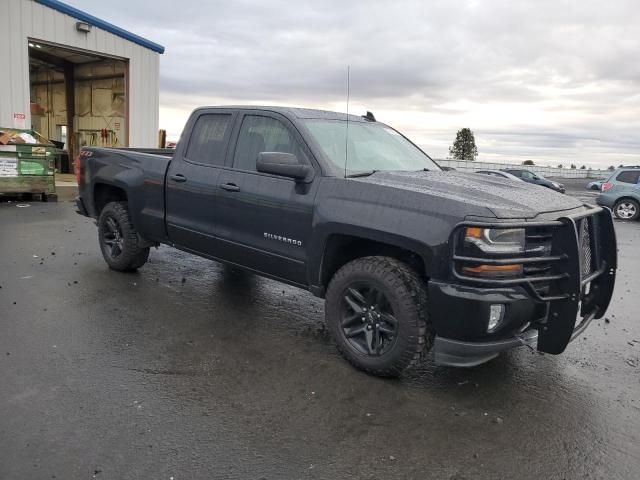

[13,113,26,129]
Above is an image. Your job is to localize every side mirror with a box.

[256,152,312,181]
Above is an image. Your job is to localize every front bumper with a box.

[433,329,538,367]
[430,205,617,367]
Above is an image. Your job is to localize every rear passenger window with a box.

[616,171,640,184]
[185,114,231,165]
[233,115,305,171]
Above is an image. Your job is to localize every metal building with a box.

[0,0,164,168]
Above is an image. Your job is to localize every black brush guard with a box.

[450,206,617,355]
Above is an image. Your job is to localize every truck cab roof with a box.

[192,105,371,123]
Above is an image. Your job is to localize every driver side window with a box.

[522,171,535,180]
[233,115,305,171]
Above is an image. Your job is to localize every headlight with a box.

[463,227,525,255]
[461,227,525,277]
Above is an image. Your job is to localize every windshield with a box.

[304,120,441,173]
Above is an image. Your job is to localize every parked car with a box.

[502,169,565,193]
[587,180,603,191]
[75,106,617,377]
[597,166,640,220]
[475,169,523,182]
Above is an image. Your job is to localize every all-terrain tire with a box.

[325,256,433,377]
[612,198,640,221]
[98,201,150,271]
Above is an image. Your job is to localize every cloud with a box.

[67,0,640,167]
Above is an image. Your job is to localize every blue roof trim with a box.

[34,0,165,54]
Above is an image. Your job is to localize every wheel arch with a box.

[315,232,431,296]
[613,195,640,205]
[93,182,128,217]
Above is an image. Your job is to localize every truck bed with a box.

[78,147,173,242]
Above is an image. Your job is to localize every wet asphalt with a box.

[0,197,638,480]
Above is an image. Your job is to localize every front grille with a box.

[524,226,554,295]
[451,205,611,304]
[577,217,594,278]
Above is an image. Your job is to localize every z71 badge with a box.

[264,232,302,246]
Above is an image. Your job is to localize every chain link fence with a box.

[435,158,609,179]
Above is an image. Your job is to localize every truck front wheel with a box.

[98,201,150,272]
[325,256,433,377]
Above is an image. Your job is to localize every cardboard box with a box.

[0,131,11,145]
[30,103,45,116]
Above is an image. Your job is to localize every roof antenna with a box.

[344,65,350,179]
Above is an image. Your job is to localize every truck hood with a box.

[354,170,583,219]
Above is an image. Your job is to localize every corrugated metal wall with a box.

[0,0,160,147]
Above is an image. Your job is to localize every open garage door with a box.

[28,41,127,173]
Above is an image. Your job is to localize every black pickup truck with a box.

[75,106,617,377]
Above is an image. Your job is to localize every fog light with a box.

[488,304,505,332]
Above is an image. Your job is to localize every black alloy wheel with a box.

[325,256,432,377]
[97,201,150,271]
[340,283,399,356]
[101,215,124,259]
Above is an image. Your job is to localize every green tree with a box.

[449,128,478,160]
[608,165,615,171]
[557,164,563,169]
[522,160,535,166]
[580,165,586,169]
[570,164,577,169]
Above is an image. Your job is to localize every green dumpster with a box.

[0,128,60,199]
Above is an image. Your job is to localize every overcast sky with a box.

[68,0,640,168]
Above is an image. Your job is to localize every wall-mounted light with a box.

[76,22,92,33]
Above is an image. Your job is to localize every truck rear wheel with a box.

[325,256,432,377]
[98,201,150,272]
